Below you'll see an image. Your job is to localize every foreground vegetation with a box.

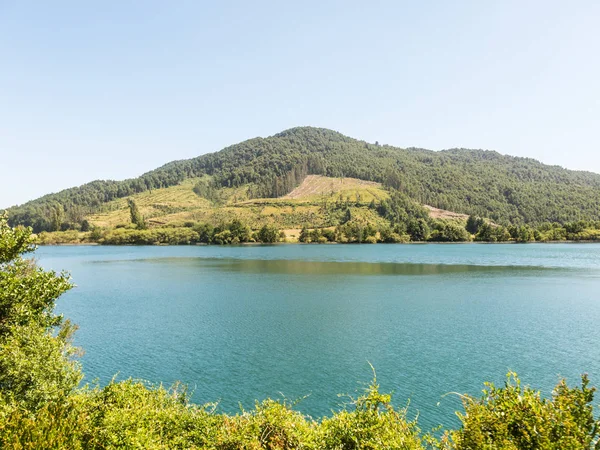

[2,217,600,449]
[7,127,600,234]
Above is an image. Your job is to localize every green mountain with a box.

[5,126,600,232]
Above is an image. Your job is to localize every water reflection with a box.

[181,258,568,277]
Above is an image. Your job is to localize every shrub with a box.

[217,399,316,449]
[36,230,82,245]
[0,399,90,449]
[81,380,221,449]
[318,377,427,449]
[446,373,600,449]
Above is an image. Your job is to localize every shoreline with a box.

[37,240,600,246]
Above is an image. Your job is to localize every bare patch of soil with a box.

[283,175,380,199]
[424,205,469,220]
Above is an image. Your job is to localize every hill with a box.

[5,127,600,234]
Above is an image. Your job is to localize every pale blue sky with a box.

[1,1,599,208]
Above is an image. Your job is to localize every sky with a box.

[1,0,599,208]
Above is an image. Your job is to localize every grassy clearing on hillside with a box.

[88,179,211,228]
[284,175,384,201]
[87,176,391,231]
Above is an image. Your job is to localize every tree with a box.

[299,227,310,243]
[228,219,250,243]
[193,223,214,244]
[340,220,368,243]
[383,166,402,190]
[343,207,352,224]
[466,216,484,234]
[475,223,510,242]
[309,228,323,243]
[515,225,535,242]
[429,221,471,242]
[213,229,232,245]
[407,218,430,241]
[80,219,91,232]
[565,221,587,234]
[257,224,279,243]
[128,199,146,230]
[0,216,81,412]
[50,204,64,232]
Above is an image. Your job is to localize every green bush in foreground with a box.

[2,216,600,449]
[318,377,430,449]
[3,374,597,449]
[443,373,600,449]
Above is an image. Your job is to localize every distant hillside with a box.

[5,126,600,231]
[76,175,390,244]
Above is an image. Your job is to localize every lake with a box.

[36,243,600,430]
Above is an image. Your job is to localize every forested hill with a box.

[6,126,600,231]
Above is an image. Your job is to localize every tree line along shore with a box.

[35,194,600,246]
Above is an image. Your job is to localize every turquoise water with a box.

[36,243,600,430]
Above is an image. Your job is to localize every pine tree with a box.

[128,199,146,229]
